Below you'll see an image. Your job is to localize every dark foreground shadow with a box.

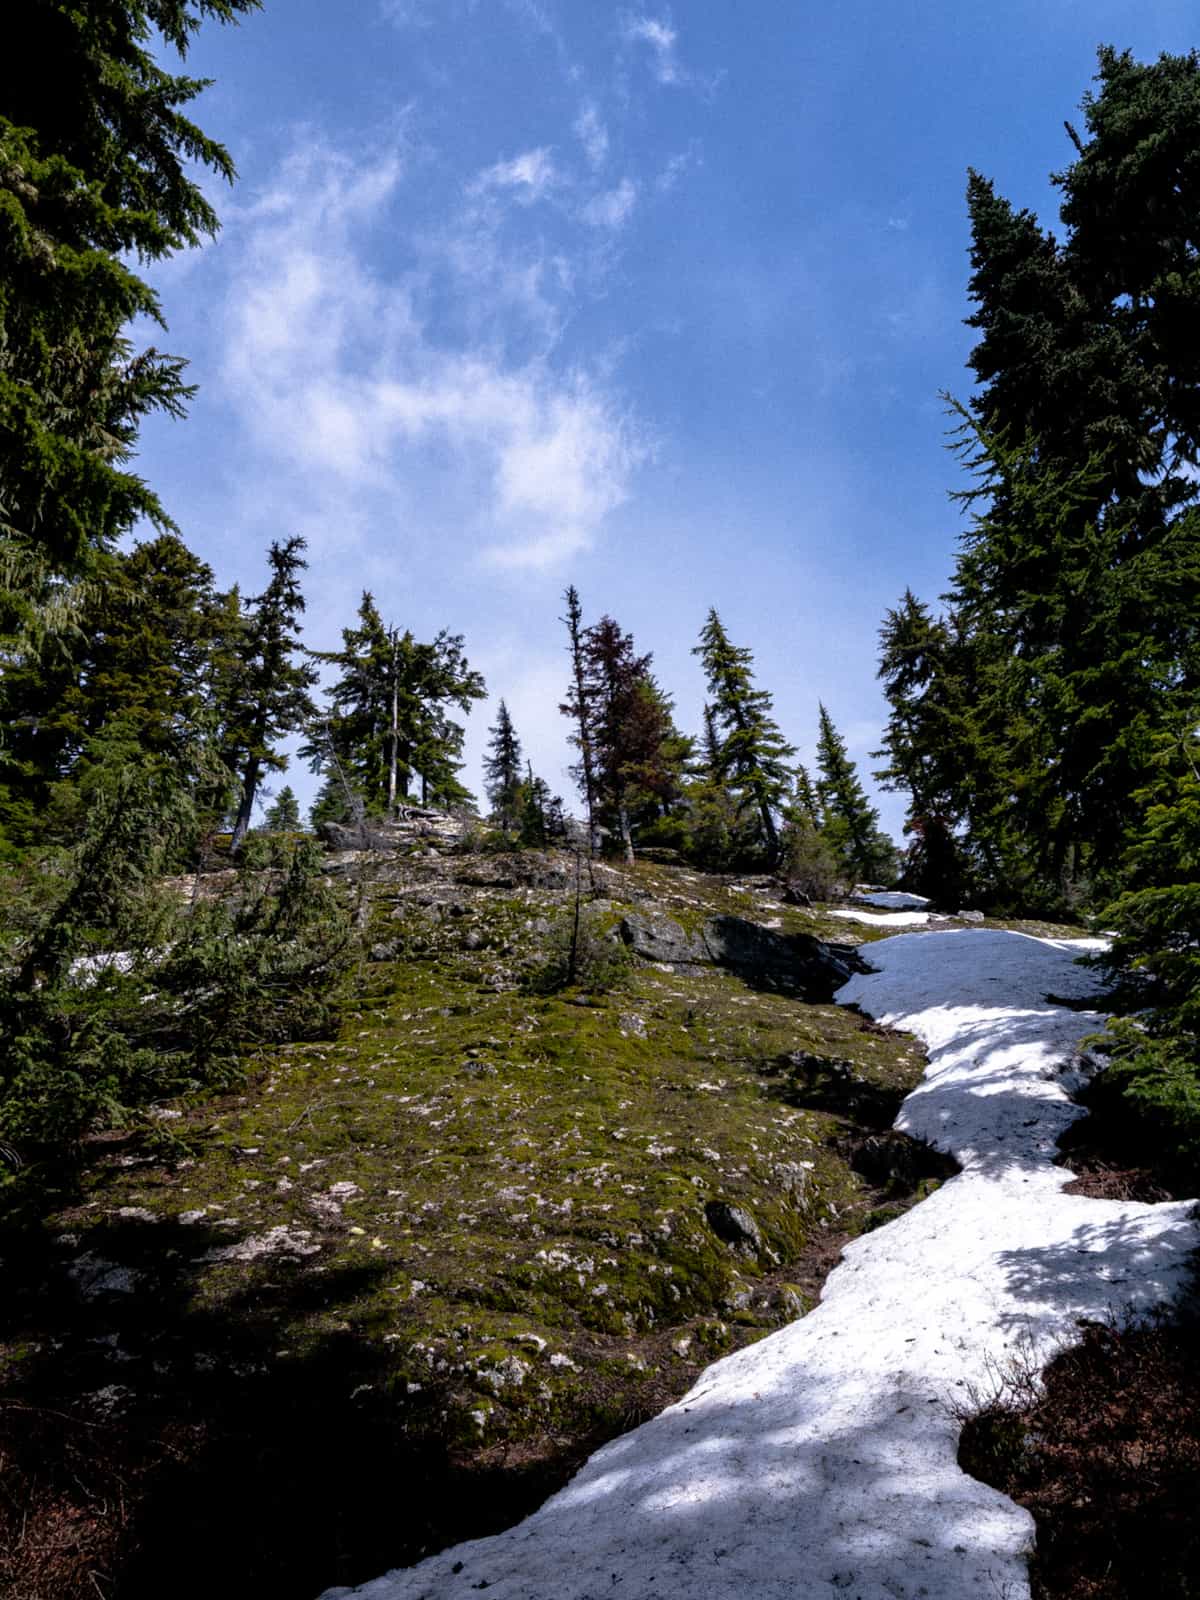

[0,1214,633,1600]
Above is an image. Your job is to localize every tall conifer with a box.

[223,536,318,851]
[559,586,598,848]
[693,609,794,864]
[483,701,524,835]
[815,705,895,884]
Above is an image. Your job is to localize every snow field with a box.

[320,929,1198,1600]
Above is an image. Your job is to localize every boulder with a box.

[702,915,860,999]
[705,1200,765,1253]
[619,910,862,998]
[618,912,709,968]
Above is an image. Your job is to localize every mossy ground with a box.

[1,850,936,1600]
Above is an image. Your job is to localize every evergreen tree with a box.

[928,50,1200,908]
[0,533,238,847]
[0,0,258,606]
[519,764,554,847]
[622,676,693,831]
[559,585,598,848]
[815,705,896,884]
[790,762,820,828]
[264,786,301,832]
[693,609,795,864]
[1095,726,1200,1168]
[579,616,662,864]
[685,705,746,869]
[874,589,973,902]
[483,700,524,834]
[222,536,318,851]
[305,594,484,815]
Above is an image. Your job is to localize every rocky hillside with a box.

[2,841,958,1600]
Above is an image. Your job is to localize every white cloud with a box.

[580,177,637,229]
[217,136,642,574]
[574,100,609,170]
[655,142,700,193]
[621,13,683,85]
[471,146,560,204]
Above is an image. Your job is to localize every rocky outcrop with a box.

[619,910,862,999]
[617,911,709,967]
[317,808,467,854]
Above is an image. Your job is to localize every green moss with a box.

[37,849,932,1453]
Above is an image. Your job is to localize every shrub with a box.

[0,764,354,1188]
[528,903,631,995]
[777,821,840,903]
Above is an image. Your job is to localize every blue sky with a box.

[136,0,1198,833]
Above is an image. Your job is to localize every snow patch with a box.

[853,890,932,910]
[830,908,932,927]
[320,929,1197,1600]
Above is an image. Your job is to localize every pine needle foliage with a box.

[0,752,352,1185]
[693,609,795,865]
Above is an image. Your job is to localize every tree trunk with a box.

[387,635,399,816]
[230,756,261,853]
[617,798,635,865]
[756,785,779,866]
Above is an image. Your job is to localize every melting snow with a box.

[319,930,1198,1600]
[830,908,933,927]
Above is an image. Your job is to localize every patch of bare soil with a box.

[1055,1077,1191,1202]
[959,1315,1200,1600]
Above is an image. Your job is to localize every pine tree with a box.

[791,762,820,827]
[519,764,554,847]
[874,588,973,901]
[0,533,237,848]
[815,705,896,885]
[933,49,1200,908]
[579,616,659,864]
[1094,726,1200,1169]
[483,700,524,834]
[264,786,301,832]
[305,594,485,816]
[693,609,795,864]
[0,1,259,600]
[222,536,318,851]
[559,585,598,849]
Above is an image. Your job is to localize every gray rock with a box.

[704,1200,765,1252]
[618,912,709,967]
[957,909,985,923]
[702,915,859,999]
[620,910,860,999]
[317,809,467,854]
[618,1012,647,1038]
[772,1162,813,1204]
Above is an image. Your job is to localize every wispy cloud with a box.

[216,136,642,574]
[580,177,637,229]
[470,146,561,203]
[574,100,609,169]
[621,13,683,84]
[656,142,700,193]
